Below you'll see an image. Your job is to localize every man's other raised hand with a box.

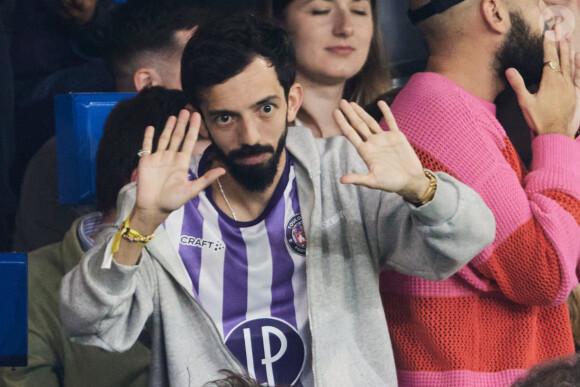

[333,100,430,204]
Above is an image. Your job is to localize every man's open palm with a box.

[135,110,225,226]
[333,100,428,199]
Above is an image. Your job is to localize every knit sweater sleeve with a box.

[389,90,580,307]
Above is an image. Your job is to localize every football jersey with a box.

[163,151,311,387]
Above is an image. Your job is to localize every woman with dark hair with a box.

[266,0,390,138]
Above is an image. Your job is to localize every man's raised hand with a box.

[507,25,579,138]
[333,100,430,203]
[133,109,225,230]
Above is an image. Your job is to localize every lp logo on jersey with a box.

[286,214,307,256]
[225,318,306,386]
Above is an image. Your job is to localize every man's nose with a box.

[239,116,261,145]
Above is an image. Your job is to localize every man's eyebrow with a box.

[206,108,238,117]
[305,0,370,3]
[251,95,280,108]
[206,96,280,116]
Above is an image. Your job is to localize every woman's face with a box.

[283,0,374,85]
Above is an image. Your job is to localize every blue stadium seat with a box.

[55,93,136,206]
[0,253,27,367]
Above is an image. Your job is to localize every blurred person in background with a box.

[12,0,211,252]
[103,0,206,92]
[568,286,580,352]
[0,0,15,252]
[495,1,580,348]
[381,0,580,385]
[265,0,391,138]
[9,0,117,206]
[511,354,580,387]
[0,87,190,387]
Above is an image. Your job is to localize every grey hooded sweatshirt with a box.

[60,127,495,386]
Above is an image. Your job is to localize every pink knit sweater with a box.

[381,72,580,387]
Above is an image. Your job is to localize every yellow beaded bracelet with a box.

[111,215,155,254]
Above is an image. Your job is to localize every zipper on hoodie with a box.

[301,168,319,387]
[305,250,318,387]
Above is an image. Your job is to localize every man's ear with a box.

[133,68,164,92]
[286,83,303,123]
[481,0,511,34]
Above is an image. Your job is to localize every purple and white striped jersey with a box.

[163,152,311,387]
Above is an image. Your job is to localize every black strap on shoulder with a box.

[408,0,465,24]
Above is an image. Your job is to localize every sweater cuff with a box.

[408,172,458,226]
[531,134,580,171]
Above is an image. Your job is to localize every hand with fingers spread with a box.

[333,99,431,204]
[507,26,580,138]
[113,110,225,266]
[133,109,225,229]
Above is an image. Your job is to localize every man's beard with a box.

[494,11,544,87]
[212,127,288,193]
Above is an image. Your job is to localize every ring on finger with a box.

[544,61,562,72]
[137,150,152,158]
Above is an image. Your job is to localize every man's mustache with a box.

[228,144,274,161]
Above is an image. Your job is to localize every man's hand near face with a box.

[114,110,226,266]
[333,100,433,205]
[507,24,580,138]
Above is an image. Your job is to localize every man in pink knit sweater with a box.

[380,0,580,386]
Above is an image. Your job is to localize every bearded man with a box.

[380,0,580,386]
[59,14,495,387]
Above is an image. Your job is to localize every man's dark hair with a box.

[203,370,262,387]
[96,87,187,213]
[103,0,210,77]
[203,369,291,387]
[181,13,296,112]
[512,354,580,387]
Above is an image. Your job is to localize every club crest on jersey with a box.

[285,214,307,256]
[225,317,306,386]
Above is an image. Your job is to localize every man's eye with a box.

[216,114,232,124]
[311,9,331,15]
[260,104,275,114]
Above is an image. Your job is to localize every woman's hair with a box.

[568,286,580,350]
[264,0,391,106]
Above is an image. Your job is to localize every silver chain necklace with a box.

[216,177,238,221]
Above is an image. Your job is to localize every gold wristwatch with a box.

[409,170,438,206]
